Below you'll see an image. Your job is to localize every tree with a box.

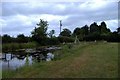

[87,22,101,41]
[81,25,89,36]
[100,21,110,34]
[73,27,81,36]
[60,28,71,37]
[107,31,120,42]
[2,34,12,43]
[31,19,48,45]
[58,36,74,43]
[73,25,89,41]
[48,30,55,38]
[90,22,100,34]
[47,37,60,45]
[98,21,111,41]
[17,34,28,43]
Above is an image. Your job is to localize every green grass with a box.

[2,42,37,52]
[2,42,118,78]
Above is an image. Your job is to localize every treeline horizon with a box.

[1,19,120,45]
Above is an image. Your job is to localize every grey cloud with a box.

[2,2,118,23]
[3,2,117,16]
[1,2,118,36]
[2,2,65,16]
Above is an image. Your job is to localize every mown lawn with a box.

[2,42,118,78]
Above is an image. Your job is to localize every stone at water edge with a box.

[46,53,54,61]
[46,58,51,61]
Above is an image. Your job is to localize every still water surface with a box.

[0,46,61,70]
[0,52,54,70]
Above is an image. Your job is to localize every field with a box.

[2,42,118,78]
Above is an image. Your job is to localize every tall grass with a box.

[2,42,37,52]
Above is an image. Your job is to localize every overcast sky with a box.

[0,0,119,37]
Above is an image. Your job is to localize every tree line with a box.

[1,19,120,45]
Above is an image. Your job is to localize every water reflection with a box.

[1,46,61,70]
[0,52,54,70]
[1,53,33,70]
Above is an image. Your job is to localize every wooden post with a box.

[8,60,9,69]
[11,54,12,59]
[5,54,6,60]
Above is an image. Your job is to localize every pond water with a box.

[0,46,61,70]
[0,52,54,70]
[0,53,33,70]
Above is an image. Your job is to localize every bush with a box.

[47,37,60,45]
[58,36,74,43]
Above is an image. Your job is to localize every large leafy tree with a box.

[60,28,71,37]
[73,25,89,41]
[73,27,81,36]
[98,21,111,40]
[100,21,110,34]
[88,22,101,40]
[81,25,89,36]
[90,22,100,34]
[31,19,48,45]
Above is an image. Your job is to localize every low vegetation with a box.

[2,42,37,52]
[2,42,118,78]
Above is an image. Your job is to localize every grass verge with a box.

[2,42,118,78]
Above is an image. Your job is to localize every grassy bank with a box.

[2,42,37,52]
[2,42,118,78]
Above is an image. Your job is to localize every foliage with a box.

[2,34,12,43]
[73,25,89,41]
[117,27,120,33]
[90,22,100,34]
[47,37,60,45]
[2,34,31,44]
[100,21,110,34]
[107,31,120,42]
[58,36,74,43]
[16,34,28,43]
[1,20,120,45]
[81,25,89,35]
[31,19,48,45]
[48,30,55,38]
[73,27,81,36]
[2,42,37,52]
[73,21,119,42]
[60,28,72,37]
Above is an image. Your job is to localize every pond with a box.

[0,53,33,70]
[0,52,54,70]
[0,46,61,70]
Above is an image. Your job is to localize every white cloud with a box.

[105,20,118,31]
[1,1,118,36]
[79,1,107,11]
[97,19,118,32]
